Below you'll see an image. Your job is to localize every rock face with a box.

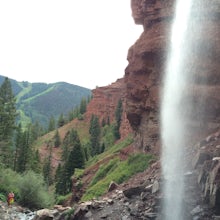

[125,0,220,152]
[123,0,220,215]
[125,0,174,153]
[192,130,220,213]
[85,78,132,139]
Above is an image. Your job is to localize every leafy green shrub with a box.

[0,193,6,202]
[0,168,21,200]
[17,170,54,209]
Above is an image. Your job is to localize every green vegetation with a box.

[4,76,92,128]
[114,99,123,140]
[86,135,133,167]
[55,193,72,205]
[0,168,21,199]
[89,114,101,156]
[0,169,54,209]
[89,158,118,187]
[74,168,84,178]
[0,193,6,202]
[55,129,85,195]
[101,124,116,150]
[0,77,17,167]
[0,76,154,210]
[81,153,153,201]
[18,170,54,209]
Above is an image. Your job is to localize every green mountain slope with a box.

[0,75,91,128]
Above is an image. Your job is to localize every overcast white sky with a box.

[0,0,142,89]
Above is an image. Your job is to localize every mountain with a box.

[0,75,91,128]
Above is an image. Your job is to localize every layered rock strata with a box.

[125,0,220,151]
[85,78,132,139]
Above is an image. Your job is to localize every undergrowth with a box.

[81,153,153,201]
[85,135,133,167]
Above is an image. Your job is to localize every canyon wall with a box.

[85,78,132,139]
[125,0,220,152]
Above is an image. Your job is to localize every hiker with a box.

[7,192,15,206]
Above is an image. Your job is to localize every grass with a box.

[89,158,118,187]
[85,135,133,167]
[81,153,153,201]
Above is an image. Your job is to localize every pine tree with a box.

[89,114,100,156]
[55,165,69,195]
[55,129,84,195]
[0,77,17,141]
[87,94,92,103]
[100,143,105,153]
[68,108,74,122]
[43,147,53,186]
[114,99,123,140]
[13,124,23,171]
[0,77,17,167]
[79,97,87,114]
[83,143,90,161]
[61,134,69,162]
[68,130,84,169]
[57,113,65,127]
[101,118,106,127]
[15,125,40,173]
[31,150,41,173]
[54,129,61,147]
[48,115,56,132]
[16,130,31,173]
[29,121,44,142]
[55,164,66,195]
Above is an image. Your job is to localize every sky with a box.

[0,0,142,89]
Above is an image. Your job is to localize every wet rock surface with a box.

[0,201,35,220]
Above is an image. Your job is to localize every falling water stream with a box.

[161,0,193,219]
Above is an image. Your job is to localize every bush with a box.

[0,168,21,201]
[0,193,6,202]
[17,170,54,209]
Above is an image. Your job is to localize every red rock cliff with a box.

[85,78,132,139]
[125,0,220,152]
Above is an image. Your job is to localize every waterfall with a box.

[161,0,193,219]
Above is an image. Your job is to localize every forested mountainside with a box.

[0,75,91,128]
